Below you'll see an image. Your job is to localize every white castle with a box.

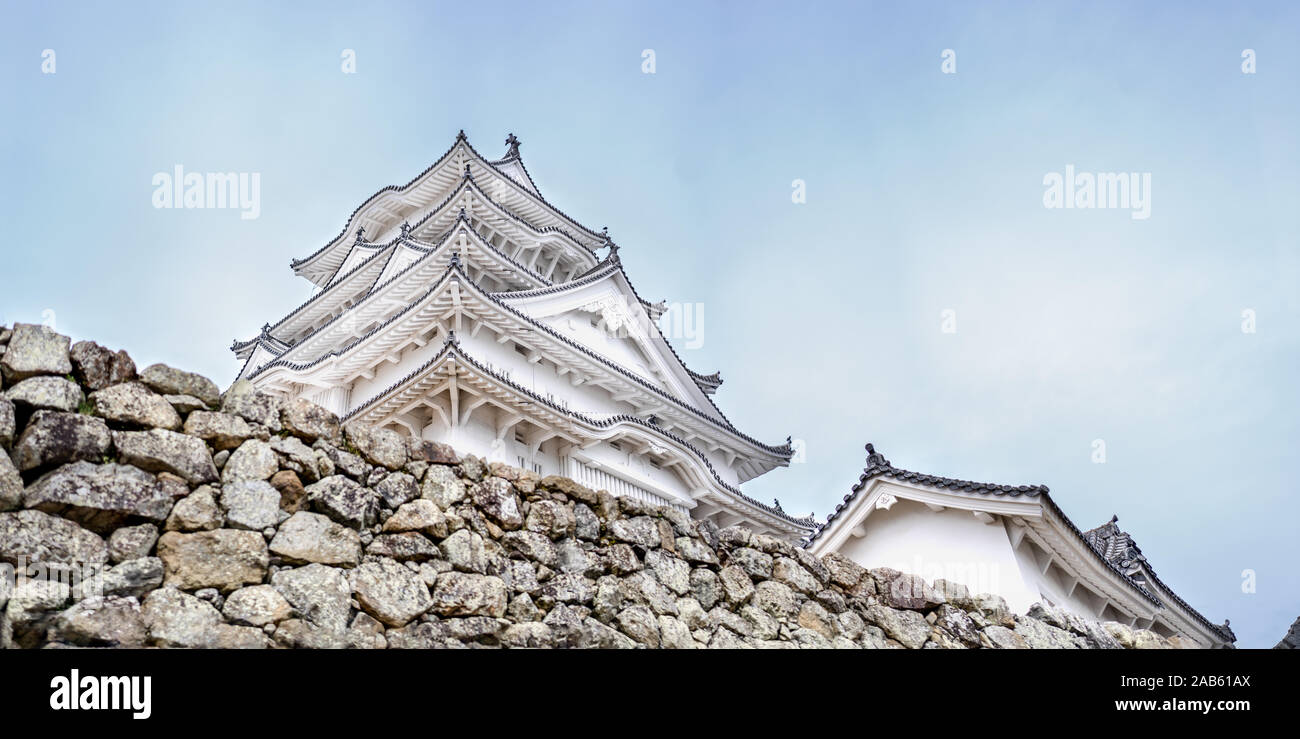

[232,132,813,540]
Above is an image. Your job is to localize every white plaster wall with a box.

[1009,540,1110,618]
[835,499,1041,612]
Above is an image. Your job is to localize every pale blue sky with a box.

[2,1,1296,646]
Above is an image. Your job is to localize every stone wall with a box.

[0,323,1189,649]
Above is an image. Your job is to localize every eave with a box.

[806,445,1235,645]
[251,262,792,469]
[340,335,814,534]
[290,132,605,286]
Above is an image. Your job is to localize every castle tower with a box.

[232,132,813,539]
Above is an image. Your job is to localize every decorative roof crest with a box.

[865,442,889,467]
[505,132,521,158]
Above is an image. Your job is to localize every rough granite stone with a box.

[280,398,340,443]
[269,511,362,567]
[165,487,223,532]
[4,375,84,413]
[183,411,255,451]
[221,439,279,483]
[470,477,523,530]
[0,448,22,511]
[0,509,107,567]
[219,480,285,531]
[139,364,220,407]
[0,397,14,448]
[157,529,269,592]
[222,584,292,627]
[23,461,172,532]
[12,410,112,472]
[112,428,217,484]
[90,382,183,430]
[1,323,72,383]
[221,380,282,432]
[345,425,407,470]
[421,463,466,508]
[430,572,508,618]
[352,557,434,627]
[69,341,136,391]
[305,475,377,530]
[107,523,160,563]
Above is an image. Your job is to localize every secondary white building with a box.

[232,131,812,539]
[806,444,1236,648]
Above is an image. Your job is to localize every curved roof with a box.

[1082,517,1236,642]
[246,260,792,461]
[236,214,564,354]
[290,132,605,284]
[806,443,1235,643]
[343,333,814,531]
[502,253,751,436]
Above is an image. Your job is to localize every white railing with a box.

[575,462,687,514]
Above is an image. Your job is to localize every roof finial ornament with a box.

[463,163,472,179]
[450,250,461,267]
[606,242,620,264]
[865,443,889,467]
[260,323,272,337]
[446,330,459,345]
[505,132,521,157]
[457,206,469,222]
[1109,514,1119,525]
[456,129,467,141]
[773,498,784,512]
[354,226,366,243]
[400,221,411,238]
